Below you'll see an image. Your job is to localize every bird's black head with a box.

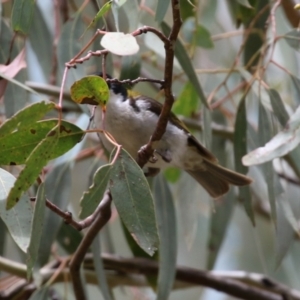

[97,72,127,99]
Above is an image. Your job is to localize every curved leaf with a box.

[109,149,158,256]
[79,164,111,219]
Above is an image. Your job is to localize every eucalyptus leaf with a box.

[284,29,300,52]
[155,0,170,23]
[154,174,177,300]
[0,168,33,252]
[109,149,158,255]
[27,182,46,280]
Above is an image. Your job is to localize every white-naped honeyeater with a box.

[95,74,252,198]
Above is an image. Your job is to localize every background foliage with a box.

[1,0,300,299]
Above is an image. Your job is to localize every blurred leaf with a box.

[284,29,300,52]
[237,0,253,8]
[0,168,33,252]
[120,54,141,81]
[57,223,83,254]
[79,164,111,219]
[37,163,72,266]
[122,0,140,31]
[155,0,170,23]
[163,167,181,183]
[70,75,109,106]
[202,106,212,149]
[275,195,297,269]
[154,174,177,300]
[11,0,35,35]
[0,101,55,138]
[268,89,289,127]
[290,74,300,105]
[101,32,139,56]
[109,149,159,255]
[28,5,53,78]
[6,126,59,209]
[27,183,46,280]
[173,82,198,117]
[179,0,195,21]
[234,95,255,225]
[258,101,276,223]
[243,104,300,166]
[195,25,214,49]
[28,286,49,300]
[83,1,112,36]
[0,119,84,165]
[91,234,113,300]
[161,22,208,108]
[207,133,235,269]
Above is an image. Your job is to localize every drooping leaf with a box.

[109,149,159,255]
[6,126,60,209]
[36,163,72,267]
[195,24,214,49]
[27,183,46,280]
[234,95,255,225]
[161,22,208,108]
[0,119,84,165]
[11,0,35,35]
[258,101,276,224]
[101,32,139,56]
[91,234,113,300]
[155,0,170,23]
[120,54,141,81]
[154,174,177,300]
[0,101,56,138]
[268,89,289,127]
[0,168,33,252]
[79,164,111,219]
[70,75,109,107]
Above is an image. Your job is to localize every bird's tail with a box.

[187,159,252,198]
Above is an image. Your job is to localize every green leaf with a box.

[79,164,111,219]
[37,163,72,266]
[161,22,208,108]
[0,168,33,252]
[284,29,300,52]
[0,101,56,138]
[163,167,181,183]
[258,102,276,224]
[28,286,49,300]
[195,25,214,49]
[173,82,198,117]
[179,0,195,21]
[234,96,255,225]
[0,119,84,165]
[237,0,253,8]
[268,89,289,127]
[91,234,113,300]
[27,183,46,280]
[154,175,177,300]
[70,75,109,106]
[11,0,35,35]
[155,0,170,23]
[109,149,159,255]
[6,126,60,209]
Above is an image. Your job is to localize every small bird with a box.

[95,74,252,198]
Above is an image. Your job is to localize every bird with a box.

[94,74,252,198]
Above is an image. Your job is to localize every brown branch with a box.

[69,191,112,300]
[136,0,182,168]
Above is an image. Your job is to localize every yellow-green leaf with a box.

[70,75,109,107]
